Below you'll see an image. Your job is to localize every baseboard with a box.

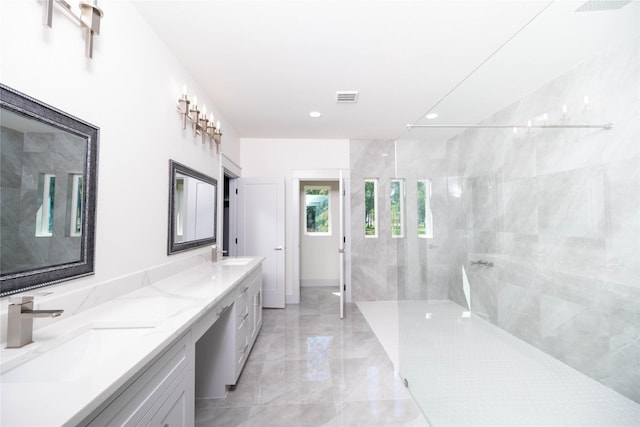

[301,279,339,287]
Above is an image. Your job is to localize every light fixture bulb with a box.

[426,112,439,120]
[182,84,188,97]
[309,111,322,118]
[193,96,198,108]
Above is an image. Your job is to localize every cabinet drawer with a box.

[192,289,237,341]
[235,334,250,373]
[85,332,193,426]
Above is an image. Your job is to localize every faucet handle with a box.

[8,295,34,305]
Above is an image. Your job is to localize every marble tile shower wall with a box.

[446,37,639,403]
[349,37,638,403]
[350,139,400,301]
[0,128,84,272]
[350,136,462,303]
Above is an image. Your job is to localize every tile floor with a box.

[195,287,430,427]
[359,299,640,427]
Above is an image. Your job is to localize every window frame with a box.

[364,178,378,238]
[35,173,56,237]
[417,179,434,239]
[304,185,332,236]
[391,179,405,238]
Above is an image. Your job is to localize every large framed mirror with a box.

[0,84,99,297]
[168,160,217,254]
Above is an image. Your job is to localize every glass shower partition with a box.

[394,1,640,425]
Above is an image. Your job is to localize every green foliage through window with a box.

[305,186,330,234]
[391,179,404,237]
[364,179,377,237]
[418,179,433,238]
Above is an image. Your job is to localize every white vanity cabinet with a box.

[84,332,194,427]
[0,259,265,427]
[231,267,262,384]
[195,266,263,398]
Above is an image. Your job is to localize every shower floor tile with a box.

[358,299,640,426]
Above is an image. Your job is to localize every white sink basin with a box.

[223,258,253,266]
[1,324,156,383]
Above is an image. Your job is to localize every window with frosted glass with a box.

[364,179,378,237]
[418,179,433,238]
[305,186,330,235]
[391,179,405,238]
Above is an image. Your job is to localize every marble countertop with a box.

[0,257,263,427]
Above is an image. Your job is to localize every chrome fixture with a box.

[407,123,613,131]
[177,86,222,151]
[470,260,494,267]
[6,296,64,348]
[42,0,104,58]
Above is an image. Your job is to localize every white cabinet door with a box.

[85,333,193,427]
[238,178,285,308]
[148,373,193,427]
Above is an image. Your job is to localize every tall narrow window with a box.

[175,177,185,240]
[35,173,55,237]
[305,186,330,235]
[418,179,433,238]
[69,174,83,236]
[391,179,405,238]
[364,179,378,237]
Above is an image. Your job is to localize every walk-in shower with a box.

[355,1,639,425]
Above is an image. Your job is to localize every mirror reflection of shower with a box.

[173,173,216,243]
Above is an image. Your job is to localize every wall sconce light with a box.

[43,0,104,59]
[177,88,223,152]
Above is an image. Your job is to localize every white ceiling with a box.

[132,0,638,141]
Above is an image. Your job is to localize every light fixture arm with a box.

[42,0,104,58]
[176,91,222,150]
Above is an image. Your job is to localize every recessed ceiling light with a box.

[426,112,439,120]
[309,111,322,118]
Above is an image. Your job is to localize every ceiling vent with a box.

[336,91,359,103]
[575,0,631,12]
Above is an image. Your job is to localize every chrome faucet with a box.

[6,296,64,348]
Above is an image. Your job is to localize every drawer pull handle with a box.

[216,304,231,317]
[241,286,249,294]
[241,344,249,354]
[241,312,249,321]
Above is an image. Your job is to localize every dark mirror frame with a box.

[0,84,99,297]
[168,160,217,255]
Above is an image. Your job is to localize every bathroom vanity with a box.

[0,257,263,426]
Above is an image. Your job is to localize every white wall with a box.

[300,181,340,286]
[240,138,349,302]
[0,0,240,293]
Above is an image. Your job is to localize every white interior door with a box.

[238,177,285,308]
[339,172,345,319]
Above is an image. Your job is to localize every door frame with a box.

[292,169,351,305]
[219,154,241,258]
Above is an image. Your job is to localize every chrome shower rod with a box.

[406,123,613,130]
